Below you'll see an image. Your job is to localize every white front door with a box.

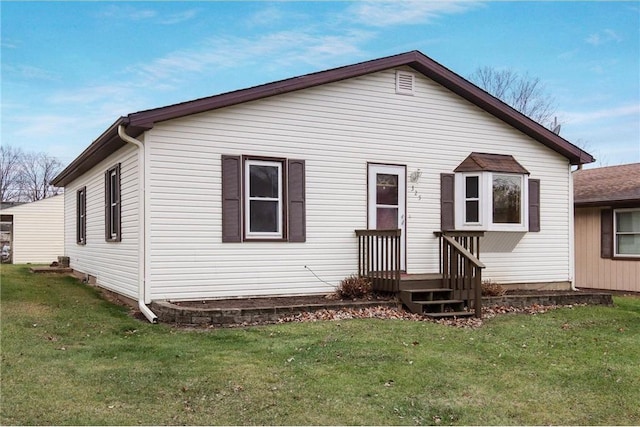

[367,164,406,270]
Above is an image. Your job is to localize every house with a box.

[574,163,640,292]
[52,50,594,322]
[0,194,64,264]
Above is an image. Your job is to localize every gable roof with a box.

[574,163,640,207]
[52,50,594,186]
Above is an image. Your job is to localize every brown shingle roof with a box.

[574,163,640,206]
[454,152,529,174]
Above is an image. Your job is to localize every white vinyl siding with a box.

[2,195,64,264]
[63,145,140,299]
[143,66,573,300]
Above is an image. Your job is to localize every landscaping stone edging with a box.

[483,292,613,308]
[151,291,614,326]
[151,299,399,326]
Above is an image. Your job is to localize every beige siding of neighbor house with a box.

[2,195,64,263]
[142,67,573,301]
[575,207,640,292]
[63,144,140,299]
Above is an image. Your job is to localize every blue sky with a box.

[2,1,639,168]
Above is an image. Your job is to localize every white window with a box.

[105,164,120,242]
[464,174,481,225]
[456,172,528,232]
[244,159,283,239]
[614,208,640,257]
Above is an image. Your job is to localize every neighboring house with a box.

[0,195,64,264]
[574,163,640,292]
[52,51,594,322]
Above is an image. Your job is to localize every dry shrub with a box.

[336,275,372,299]
[482,280,506,296]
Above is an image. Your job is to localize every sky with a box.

[2,1,639,169]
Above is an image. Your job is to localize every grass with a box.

[1,264,639,425]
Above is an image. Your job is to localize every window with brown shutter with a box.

[221,155,305,243]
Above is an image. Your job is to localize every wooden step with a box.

[399,273,443,290]
[410,299,465,314]
[412,299,465,305]
[423,311,475,319]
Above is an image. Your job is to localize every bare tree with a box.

[18,152,63,201]
[0,145,24,202]
[0,146,63,202]
[469,66,556,126]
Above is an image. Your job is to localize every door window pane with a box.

[493,174,521,224]
[376,207,398,230]
[376,174,398,205]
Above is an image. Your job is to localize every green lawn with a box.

[1,264,639,426]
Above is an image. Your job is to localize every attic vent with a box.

[396,71,415,95]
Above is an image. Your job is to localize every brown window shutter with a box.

[601,208,613,258]
[221,155,242,242]
[440,173,455,231]
[528,179,541,232]
[287,159,306,242]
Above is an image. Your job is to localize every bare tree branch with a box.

[469,67,556,126]
[0,147,63,202]
[0,146,23,202]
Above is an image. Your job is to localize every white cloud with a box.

[159,9,199,25]
[347,0,483,27]
[586,29,623,46]
[99,4,157,20]
[560,103,640,125]
[129,29,373,90]
[3,64,58,81]
[97,5,197,24]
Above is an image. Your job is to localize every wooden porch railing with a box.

[435,231,485,318]
[355,229,401,292]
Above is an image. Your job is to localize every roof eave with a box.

[51,118,127,187]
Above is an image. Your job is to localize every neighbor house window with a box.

[614,209,640,257]
[76,187,86,245]
[244,159,283,239]
[105,164,121,242]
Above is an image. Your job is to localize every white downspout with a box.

[118,124,158,323]
[568,164,577,291]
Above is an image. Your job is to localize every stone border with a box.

[484,292,613,308]
[151,291,614,327]
[151,300,399,326]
